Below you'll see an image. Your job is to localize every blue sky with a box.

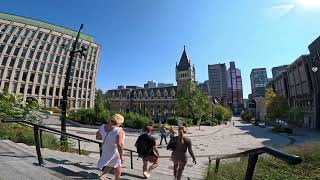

[1,0,320,98]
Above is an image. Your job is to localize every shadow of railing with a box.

[2,120,137,170]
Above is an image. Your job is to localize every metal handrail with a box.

[2,120,136,169]
[208,146,302,180]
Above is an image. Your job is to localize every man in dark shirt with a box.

[135,126,159,179]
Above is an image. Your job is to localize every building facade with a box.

[272,65,288,78]
[0,12,100,109]
[269,55,318,129]
[208,63,228,105]
[250,68,268,98]
[106,47,195,121]
[157,83,174,88]
[227,61,243,114]
[198,80,209,95]
[144,80,157,88]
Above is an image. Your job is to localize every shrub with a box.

[122,112,153,129]
[48,107,62,114]
[185,118,193,127]
[167,117,179,126]
[201,120,213,126]
[241,111,253,122]
[272,127,293,134]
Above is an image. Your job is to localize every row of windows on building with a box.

[0,35,97,64]
[1,81,92,99]
[0,69,93,88]
[0,23,98,56]
[0,44,96,73]
[0,58,95,81]
[44,98,91,109]
[112,90,176,99]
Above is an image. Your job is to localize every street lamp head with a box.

[312,66,318,72]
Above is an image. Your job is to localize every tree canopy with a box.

[263,88,288,122]
[176,82,211,125]
[0,91,44,124]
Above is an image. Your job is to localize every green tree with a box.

[0,91,44,124]
[213,104,232,123]
[95,89,106,112]
[177,82,211,129]
[263,88,288,126]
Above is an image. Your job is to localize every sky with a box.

[1,0,320,98]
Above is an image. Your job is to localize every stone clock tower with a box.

[176,46,196,91]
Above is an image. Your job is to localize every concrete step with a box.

[0,140,64,180]
[3,140,176,179]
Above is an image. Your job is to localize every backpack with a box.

[136,134,153,158]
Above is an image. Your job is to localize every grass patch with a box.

[0,122,89,155]
[207,142,320,180]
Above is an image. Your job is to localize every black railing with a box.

[2,120,136,169]
[208,146,302,180]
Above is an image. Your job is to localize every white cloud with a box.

[296,0,320,9]
[264,4,295,19]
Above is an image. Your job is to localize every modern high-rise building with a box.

[208,63,228,104]
[227,61,243,114]
[144,80,157,88]
[272,65,288,78]
[198,80,209,95]
[250,68,268,97]
[0,12,101,109]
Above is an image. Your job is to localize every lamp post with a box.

[311,56,319,129]
[60,24,87,143]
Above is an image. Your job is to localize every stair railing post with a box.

[39,129,43,148]
[215,157,220,173]
[130,151,133,169]
[78,140,81,155]
[34,125,44,165]
[244,153,259,180]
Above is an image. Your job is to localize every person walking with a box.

[96,114,125,180]
[159,125,167,145]
[167,126,196,180]
[135,126,159,179]
[168,127,176,141]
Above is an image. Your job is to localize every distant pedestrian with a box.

[233,121,235,126]
[167,126,196,180]
[159,125,168,145]
[96,114,125,180]
[135,126,159,179]
[169,127,176,141]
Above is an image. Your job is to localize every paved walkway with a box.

[42,116,301,179]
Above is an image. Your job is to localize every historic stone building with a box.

[106,46,195,121]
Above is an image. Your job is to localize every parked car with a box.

[258,122,266,128]
[275,120,288,127]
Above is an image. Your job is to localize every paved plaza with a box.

[42,116,310,179]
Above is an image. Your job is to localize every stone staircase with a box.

[0,140,181,180]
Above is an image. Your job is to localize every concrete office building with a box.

[227,61,243,114]
[208,63,228,104]
[0,12,100,109]
[250,68,268,97]
[144,80,157,88]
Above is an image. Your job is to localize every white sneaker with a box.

[143,171,150,179]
